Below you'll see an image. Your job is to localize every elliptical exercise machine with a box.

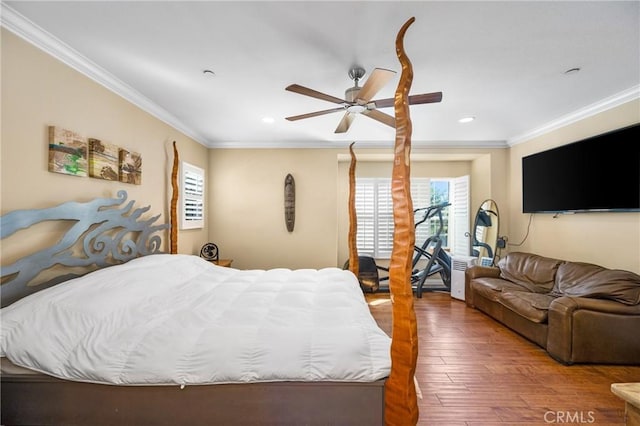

[349,202,452,298]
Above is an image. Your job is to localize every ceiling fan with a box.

[285,66,442,134]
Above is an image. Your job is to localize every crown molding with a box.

[508,85,640,146]
[336,152,485,162]
[0,3,210,146]
[208,139,509,149]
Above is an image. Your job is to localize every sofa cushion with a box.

[498,291,557,323]
[551,262,640,305]
[498,252,564,293]
[471,277,530,302]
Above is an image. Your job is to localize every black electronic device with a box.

[522,123,640,213]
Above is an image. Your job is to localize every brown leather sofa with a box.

[465,252,640,365]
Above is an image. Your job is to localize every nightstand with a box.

[211,259,233,267]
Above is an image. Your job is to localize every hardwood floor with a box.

[366,291,640,426]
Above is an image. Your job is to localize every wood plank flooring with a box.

[366,292,640,425]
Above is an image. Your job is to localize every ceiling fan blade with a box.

[372,92,443,109]
[285,107,345,121]
[335,112,355,133]
[356,68,396,103]
[286,84,347,105]
[362,109,396,128]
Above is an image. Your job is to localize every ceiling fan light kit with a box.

[285,65,442,134]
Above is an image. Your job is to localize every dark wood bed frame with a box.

[1,359,385,426]
[1,17,423,426]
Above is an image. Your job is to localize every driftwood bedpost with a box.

[385,17,419,425]
[170,141,179,254]
[348,142,359,276]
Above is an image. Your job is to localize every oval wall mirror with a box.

[472,199,500,265]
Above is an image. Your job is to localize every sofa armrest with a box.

[465,266,501,307]
[547,296,640,364]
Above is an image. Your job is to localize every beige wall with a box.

[1,29,208,262]
[469,152,511,241]
[207,149,338,270]
[207,146,509,270]
[507,100,640,273]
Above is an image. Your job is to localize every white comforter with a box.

[0,254,391,386]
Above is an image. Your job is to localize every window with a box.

[180,161,204,229]
[355,176,469,258]
[356,178,430,258]
[424,179,449,247]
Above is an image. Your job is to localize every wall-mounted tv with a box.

[522,123,640,213]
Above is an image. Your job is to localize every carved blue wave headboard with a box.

[1,190,169,307]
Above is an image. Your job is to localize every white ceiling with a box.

[2,1,639,149]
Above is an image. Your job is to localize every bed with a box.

[1,17,421,426]
[0,190,390,424]
[1,251,390,425]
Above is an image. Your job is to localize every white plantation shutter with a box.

[181,162,205,229]
[356,178,430,258]
[355,179,376,255]
[377,181,393,257]
[451,175,470,256]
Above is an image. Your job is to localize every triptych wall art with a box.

[48,126,142,185]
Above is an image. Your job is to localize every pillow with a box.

[551,262,640,305]
[498,252,564,293]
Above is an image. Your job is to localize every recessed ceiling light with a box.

[564,67,581,75]
[262,117,275,124]
[458,116,475,124]
[203,69,215,77]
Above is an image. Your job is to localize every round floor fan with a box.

[199,243,219,261]
[285,66,442,134]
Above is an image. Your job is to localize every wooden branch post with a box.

[170,141,179,254]
[385,17,419,426]
[348,142,359,276]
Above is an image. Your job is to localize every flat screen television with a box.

[522,123,640,213]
